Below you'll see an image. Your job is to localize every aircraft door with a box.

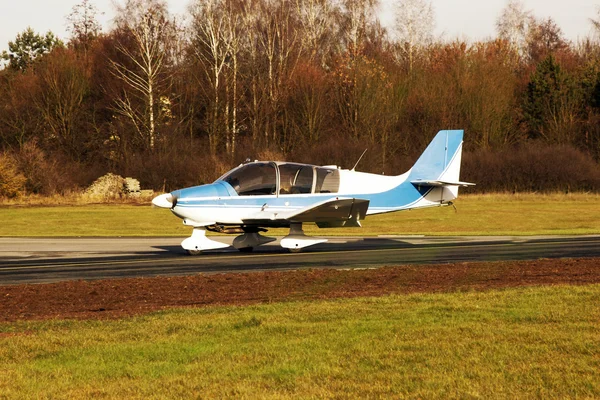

[278,163,314,195]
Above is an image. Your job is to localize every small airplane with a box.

[153,129,474,254]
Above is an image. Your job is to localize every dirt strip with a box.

[1,258,599,322]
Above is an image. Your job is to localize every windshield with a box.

[220,162,277,196]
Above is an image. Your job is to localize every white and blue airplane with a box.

[152,130,474,254]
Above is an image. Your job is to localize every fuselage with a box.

[167,162,452,227]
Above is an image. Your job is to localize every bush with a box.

[15,140,80,195]
[84,173,127,200]
[119,137,232,192]
[0,152,26,198]
[463,142,600,193]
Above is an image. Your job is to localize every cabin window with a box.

[278,163,313,195]
[221,162,277,196]
[315,168,340,193]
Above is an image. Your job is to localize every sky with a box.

[0,0,599,54]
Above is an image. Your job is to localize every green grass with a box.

[1,285,599,398]
[0,193,599,236]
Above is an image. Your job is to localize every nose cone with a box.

[152,193,174,208]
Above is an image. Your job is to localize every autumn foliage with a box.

[1,0,600,195]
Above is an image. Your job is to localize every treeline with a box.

[1,0,600,197]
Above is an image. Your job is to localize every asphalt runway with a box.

[1,235,600,285]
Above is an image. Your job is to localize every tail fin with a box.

[409,130,461,180]
[409,130,474,200]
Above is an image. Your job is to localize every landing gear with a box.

[280,223,327,253]
[182,227,229,255]
[232,230,276,251]
[180,224,326,254]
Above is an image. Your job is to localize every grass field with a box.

[1,285,599,399]
[0,193,599,237]
[2,193,599,398]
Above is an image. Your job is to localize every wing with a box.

[243,197,370,227]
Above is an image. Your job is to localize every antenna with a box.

[351,149,368,171]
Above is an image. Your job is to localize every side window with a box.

[315,168,339,193]
[295,166,313,193]
[222,163,276,196]
[279,164,314,195]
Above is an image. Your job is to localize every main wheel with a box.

[187,249,202,256]
[289,248,302,253]
[238,247,254,253]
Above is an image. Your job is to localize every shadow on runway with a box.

[151,238,413,256]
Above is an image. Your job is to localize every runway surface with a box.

[1,235,600,285]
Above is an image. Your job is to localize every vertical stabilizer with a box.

[408,130,464,182]
[408,130,471,202]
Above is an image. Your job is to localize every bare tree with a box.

[237,0,302,151]
[393,0,435,71]
[496,0,533,59]
[292,64,328,145]
[110,0,175,151]
[224,8,243,157]
[66,0,103,54]
[239,0,265,146]
[340,0,378,56]
[0,74,44,147]
[190,0,243,156]
[526,17,568,63]
[262,0,302,150]
[295,0,339,67]
[36,49,89,159]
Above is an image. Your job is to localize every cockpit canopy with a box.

[217,162,340,196]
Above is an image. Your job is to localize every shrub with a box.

[0,152,27,198]
[15,140,79,195]
[120,137,232,192]
[463,142,600,193]
[84,173,126,200]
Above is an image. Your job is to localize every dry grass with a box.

[0,191,155,207]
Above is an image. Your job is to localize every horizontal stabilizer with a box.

[411,179,475,188]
